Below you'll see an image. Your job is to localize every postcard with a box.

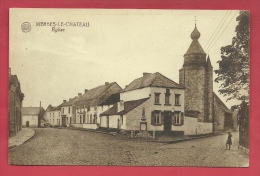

[8,8,249,167]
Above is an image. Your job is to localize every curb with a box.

[8,129,35,150]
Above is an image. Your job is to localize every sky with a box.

[9,9,241,109]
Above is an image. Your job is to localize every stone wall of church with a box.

[205,65,213,122]
[180,65,206,122]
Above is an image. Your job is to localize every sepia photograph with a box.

[8,9,249,167]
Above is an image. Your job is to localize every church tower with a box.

[179,25,213,122]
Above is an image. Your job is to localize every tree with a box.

[215,11,250,101]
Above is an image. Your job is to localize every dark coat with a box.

[226,133,232,145]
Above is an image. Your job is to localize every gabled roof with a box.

[121,72,184,92]
[52,103,63,111]
[22,107,42,115]
[99,93,120,106]
[76,82,122,107]
[62,96,80,107]
[213,92,231,113]
[100,98,149,116]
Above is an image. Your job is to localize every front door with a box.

[26,121,29,127]
[62,116,66,127]
[164,111,172,132]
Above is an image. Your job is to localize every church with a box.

[179,24,234,132]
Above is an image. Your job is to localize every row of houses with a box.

[39,24,235,136]
[44,72,212,135]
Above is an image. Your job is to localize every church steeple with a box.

[183,24,206,66]
[185,25,206,56]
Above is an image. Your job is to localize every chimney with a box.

[143,72,151,77]
[105,82,109,85]
[85,89,88,93]
[63,100,67,103]
[117,100,124,112]
[78,93,82,96]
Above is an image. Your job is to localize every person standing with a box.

[226,132,233,150]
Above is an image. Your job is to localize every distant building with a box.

[179,24,232,132]
[46,104,63,127]
[21,106,45,128]
[60,94,82,127]
[74,82,122,129]
[9,68,24,137]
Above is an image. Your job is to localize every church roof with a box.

[22,107,44,115]
[185,25,206,55]
[121,72,184,92]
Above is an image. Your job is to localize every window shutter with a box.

[172,112,176,125]
[151,111,155,125]
[181,112,184,125]
[161,111,164,125]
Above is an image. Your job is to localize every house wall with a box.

[124,87,185,131]
[61,105,74,126]
[9,87,23,137]
[213,96,226,131]
[121,87,150,101]
[22,115,38,127]
[82,123,98,129]
[47,110,61,126]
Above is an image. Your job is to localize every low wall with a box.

[83,123,98,130]
[182,116,213,135]
[72,124,83,128]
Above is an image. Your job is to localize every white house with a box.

[73,82,122,129]
[22,107,44,128]
[46,104,62,127]
[100,72,213,135]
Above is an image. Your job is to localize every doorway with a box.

[164,111,172,132]
[26,121,29,127]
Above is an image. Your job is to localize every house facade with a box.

[60,94,82,127]
[46,104,62,127]
[9,68,24,137]
[73,82,122,129]
[21,106,45,128]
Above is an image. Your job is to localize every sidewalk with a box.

[9,128,35,149]
[58,126,223,144]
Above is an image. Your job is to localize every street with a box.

[9,128,249,167]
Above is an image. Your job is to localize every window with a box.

[50,113,51,117]
[93,114,97,124]
[165,89,171,105]
[175,94,181,105]
[83,115,85,123]
[68,107,70,114]
[154,93,161,104]
[90,115,92,124]
[121,115,123,124]
[80,115,82,124]
[59,112,60,117]
[151,111,161,125]
[173,111,184,126]
[62,108,64,114]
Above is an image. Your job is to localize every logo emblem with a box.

[21,22,31,33]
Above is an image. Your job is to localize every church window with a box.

[175,94,181,105]
[154,93,161,104]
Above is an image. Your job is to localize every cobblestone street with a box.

[9,128,249,167]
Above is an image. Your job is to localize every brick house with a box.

[179,24,233,132]
[9,68,24,137]
[73,82,122,129]
[21,106,45,128]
